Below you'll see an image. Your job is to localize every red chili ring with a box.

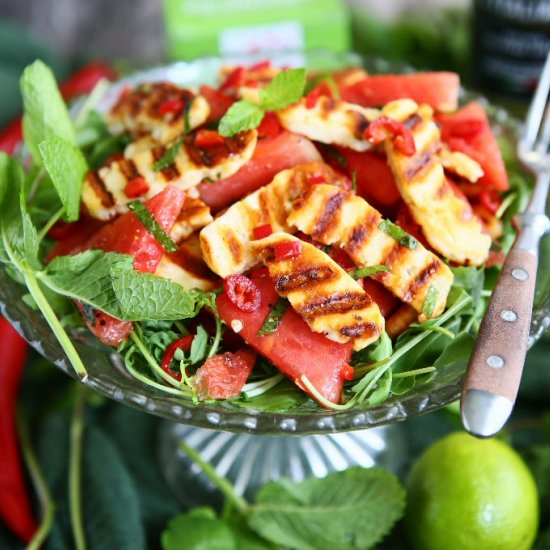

[160,335,195,381]
[224,274,261,313]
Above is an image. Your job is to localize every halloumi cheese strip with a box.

[251,232,384,351]
[199,163,348,278]
[170,195,213,245]
[381,99,491,265]
[107,82,210,144]
[155,234,219,291]
[277,96,379,152]
[82,129,257,220]
[287,184,453,320]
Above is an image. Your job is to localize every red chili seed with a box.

[125,177,150,198]
[224,274,261,312]
[274,240,303,261]
[253,224,273,240]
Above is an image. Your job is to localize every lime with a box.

[405,431,539,550]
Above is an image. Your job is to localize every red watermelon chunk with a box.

[340,72,460,112]
[198,131,321,212]
[216,270,353,405]
[193,349,257,400]
[436,102,509,191]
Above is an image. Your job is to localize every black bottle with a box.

[472,0,550,97]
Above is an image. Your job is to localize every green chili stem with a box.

[17,407,55,550]
[69,386,86,550]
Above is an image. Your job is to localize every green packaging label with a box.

[162,0,350,60]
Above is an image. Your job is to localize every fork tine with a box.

[523,51,550,150]
[536,103,550,154]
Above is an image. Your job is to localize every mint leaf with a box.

[128,200,178,252]
[248,467,405,550]
[162,508,236,550]
[350,264,390,280]
[153,135,185,172]
[0,155,39,261]
[259,68,307,111]
[40,250,196,321]
[257,298,289,336]
[421,285,439,317]
[218,100,264,138]
[39,135,88,221]
[20,60,75,165]
[111,268,195,320]
[378,219,418,250]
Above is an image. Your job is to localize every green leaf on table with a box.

[41,250,196,321]
[162,508,236,550]
[83,426,146,550]
[38,134,88,221]
[248,467,406,550]
[218,100,264,137]
[259,68,307,111]
[20,59,75,165]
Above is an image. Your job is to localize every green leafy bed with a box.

[0,59,532,413]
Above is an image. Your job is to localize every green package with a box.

[162,0,350,60]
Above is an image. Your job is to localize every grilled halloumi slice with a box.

[124,135,158,157]
[200,162,348,277]
[107,82,210,144]
[380,100,491,265]
[437,146,484,183]
[277,97,379,152]
[82,129,257,220]
[288,184,453,320]
[251,232,384,351]
[170,195,213,244]
[154,234,219,291]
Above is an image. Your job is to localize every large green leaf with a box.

[249,467,405,550]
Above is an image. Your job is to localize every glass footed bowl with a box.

[2,50,549,435]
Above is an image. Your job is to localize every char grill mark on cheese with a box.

[277,96,379,152]
[81,129,257,220]
[199,163,349,278]
[251,232,384,350]
[381,99,491,266]
[287,183,454,320]
[107,82,210,144]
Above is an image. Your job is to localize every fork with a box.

[461,51,550,438]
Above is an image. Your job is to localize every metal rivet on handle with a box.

[500,310,517,322]
[487,355,505,369]
[512,268,528,281]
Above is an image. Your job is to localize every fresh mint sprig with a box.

[218,68,307,137]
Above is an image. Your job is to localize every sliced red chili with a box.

[308,174,326,185]
[249,60,271,72]
[224,274,261,313]
[194,129,226,148]
[479,189,502,215]
[341,364,355,381]
[274,240,303,261]
[365,117,416,156]
[125,177,150,198]
[253,224,273,240]
[221,66,246,91]
[160,335,194,381]
[257,112,283,138]
[158,98,185,116]
[305,86,323,109]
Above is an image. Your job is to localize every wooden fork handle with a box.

[462,245,537,407]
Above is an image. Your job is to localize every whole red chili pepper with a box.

[0,60,117,154]
[0,316,37,543]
